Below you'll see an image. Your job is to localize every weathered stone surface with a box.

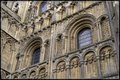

[1,1,119,79]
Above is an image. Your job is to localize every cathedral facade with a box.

[1,1,119,79]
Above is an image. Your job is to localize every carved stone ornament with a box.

[29,71,36,79]
[44,40,50,47]
[56,34,63,41]
[56,62,66,73]
[56,5,65,13]
[70,58,79,69]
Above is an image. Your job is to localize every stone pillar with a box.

[66,58,70,79]
[95,47,102,78]
[79,55,84,79]
[97,20,102,41]
[10,42,16,72]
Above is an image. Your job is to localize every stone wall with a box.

[1,1,119,79]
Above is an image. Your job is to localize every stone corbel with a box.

[39,17,44,25]
[65,1,72,7]
[13,6,19,13]
[45,11,52,19]
[71,1,77,6]
[56,5,65,13]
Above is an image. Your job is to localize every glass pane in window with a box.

[31,48,40,65]
[78,28,92,48]
[41,2,47,13]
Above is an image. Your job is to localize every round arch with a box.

[54,57,67,68]
[64,14,97,51]
[97,43,114,54]
[64,14,96,34]
[21,37,43,68]
[68,54,81,62]
[98,43,118,76]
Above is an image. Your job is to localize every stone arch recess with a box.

[64,14,97,51]
[21,37,43,68]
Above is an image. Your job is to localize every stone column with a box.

[50,25,56,79]
[66,58,70,79]
[79,55,84,79]
[10,42,16,72]
[95,47,102,78]
[97,20,102,41]
[96,21,102,41]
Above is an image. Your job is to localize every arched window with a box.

[40,2,47,13]
[31,48,40,65]
[77,28,92,48]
